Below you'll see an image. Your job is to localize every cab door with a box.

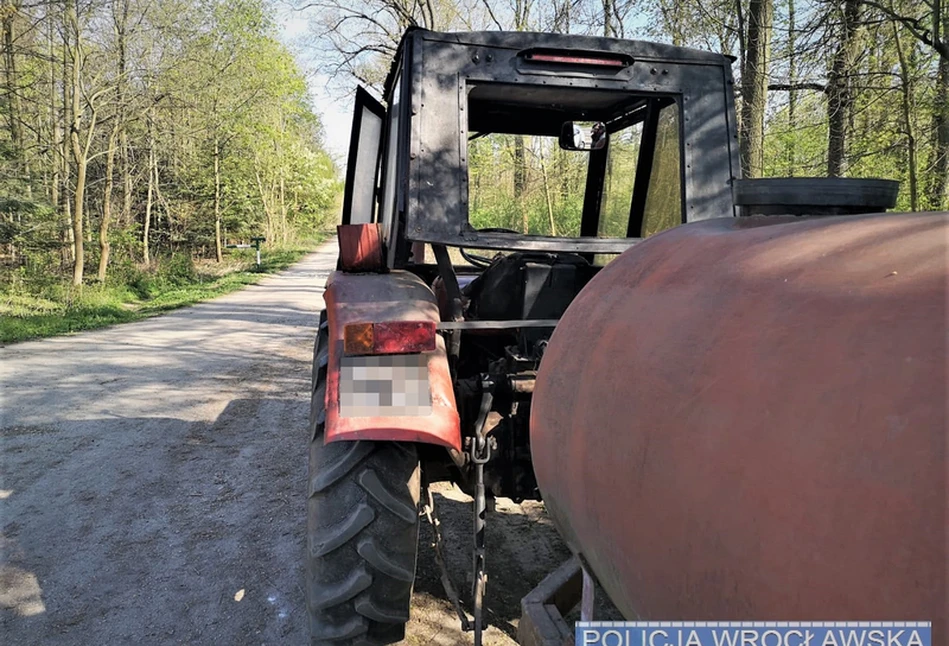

[340,86,385,225]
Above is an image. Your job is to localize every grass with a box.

[0,243,324,345]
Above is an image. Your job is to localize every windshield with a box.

[468,133,585,237]
[465,82,683,256]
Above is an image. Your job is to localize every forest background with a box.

[1,0,945,340]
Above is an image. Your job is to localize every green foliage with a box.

[110,253,199,299]
[468,135,586,237]
[0,0,341,303]
[0,243,319,344]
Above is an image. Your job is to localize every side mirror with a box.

[559,121,607,151]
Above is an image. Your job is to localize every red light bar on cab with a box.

[524,52,627,68]
[344,321,437,356]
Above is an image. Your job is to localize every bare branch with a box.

[768,82,828,92]
[481,0,504,30]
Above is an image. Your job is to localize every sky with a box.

[276,8,354,166]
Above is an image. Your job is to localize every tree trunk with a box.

[144,122,154,264]
[663,0,685,45]
[513,136,527,231]
[48,13,61,224]
[64,166,75,266]
[3,0,30,191]
[893,24,919,210]
[121,129,131,226]
[553,0,571,32]
[739,0,773,178]
[787,0,796,175]
[827,0,860,177]
[214,135,223,262]
[67,0,88,287]
[254,164,275,240]
[61,9,74,266]
[927,12,949,210]
[116,0,132,228]
[558,147,570,202]
[98,125,118,280]
[510,0,529,232]
[153,156,171,248]
[279,169,287,244]
[539,149,557,235]
[70,133,86,287]
[603,0,614,37]
[514,0,529,31]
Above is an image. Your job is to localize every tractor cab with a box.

[337,29,741,385]
[342,28,739,265]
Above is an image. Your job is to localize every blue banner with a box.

[576,622,932,646]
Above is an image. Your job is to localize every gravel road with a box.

[0,239,574,646]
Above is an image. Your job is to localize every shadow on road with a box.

[1,399,309,645]
[2,399,587,646]
[410,489,574,643]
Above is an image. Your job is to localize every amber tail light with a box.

[343,321,437,356]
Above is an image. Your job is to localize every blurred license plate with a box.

[339,354,432,417]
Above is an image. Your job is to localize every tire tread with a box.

[307,313,420,646]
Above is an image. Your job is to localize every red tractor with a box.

[307,27,733,645]
[306,27,943,646]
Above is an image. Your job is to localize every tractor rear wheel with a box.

[307,314,420,645]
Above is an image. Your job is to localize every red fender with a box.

[323,270,461,452]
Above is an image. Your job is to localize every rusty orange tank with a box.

[531,211,948,637]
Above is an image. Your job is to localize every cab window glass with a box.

[598,122,643,237]
[642,103,682,237]
[467,134,586,236]
[380,72,402,244]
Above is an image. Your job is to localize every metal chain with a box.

[470,375,495,646]
[420,474,471,631]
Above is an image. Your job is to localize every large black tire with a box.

[307,314,421,645]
